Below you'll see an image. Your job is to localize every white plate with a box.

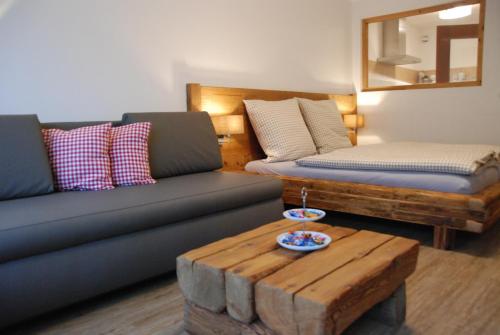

[283,208,326,222]
[277,231,332,251]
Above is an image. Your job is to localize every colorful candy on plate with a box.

[283,208,326,222]
[280,230,327,247]
[287,209,320,219]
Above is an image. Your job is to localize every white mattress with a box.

[245,160,500,194]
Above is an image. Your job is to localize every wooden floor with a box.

[4,212,500,335]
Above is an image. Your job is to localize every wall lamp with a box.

[343,114,365,130]
[211,114,244,144]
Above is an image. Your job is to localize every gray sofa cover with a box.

[122,112,223,178]
[0,112,284,329]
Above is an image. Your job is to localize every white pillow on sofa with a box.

[297,98,352,154]
[243,98,317,162]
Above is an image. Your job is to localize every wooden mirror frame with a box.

[361,0,486,92]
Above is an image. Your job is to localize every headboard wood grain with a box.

[187,83,357,170]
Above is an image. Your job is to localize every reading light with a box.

[211,115,244,144]
[439,5,472,20]
[343,114,365,130]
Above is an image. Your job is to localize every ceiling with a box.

[404,4,480,29]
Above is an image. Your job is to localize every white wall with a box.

[450,38,478,68]
[352,0,500,145]
[368,22,382,61]
[0,0,353,122]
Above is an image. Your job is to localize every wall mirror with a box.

[362,0,485,91]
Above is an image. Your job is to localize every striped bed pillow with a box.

[243,98,317,162]
[297,98,352,154]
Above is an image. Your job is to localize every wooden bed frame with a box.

[186,83,500,249]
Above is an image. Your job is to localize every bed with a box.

[186,83,500,249]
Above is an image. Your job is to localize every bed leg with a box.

[433,226,456,250]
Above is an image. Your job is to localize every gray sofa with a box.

[0,112,283,328]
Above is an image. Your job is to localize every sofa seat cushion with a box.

[0,172,282,264]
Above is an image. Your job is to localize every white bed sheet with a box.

[245,160,500,194]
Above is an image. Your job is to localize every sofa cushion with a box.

[0,115,54,200]
[122,112,222,178]
[110,122,156,186]
[0,172,282,264]
[42,123,115,191]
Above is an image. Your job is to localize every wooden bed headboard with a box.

[186,83,357,170]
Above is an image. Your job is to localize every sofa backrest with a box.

[122,112,222,178]
[0,115,54,200]
[41,121,122,129]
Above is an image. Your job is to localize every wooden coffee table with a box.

[177,219,419,335]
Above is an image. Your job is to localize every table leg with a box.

[433,226,456,250]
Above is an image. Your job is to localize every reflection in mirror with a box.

[363,1,484,91]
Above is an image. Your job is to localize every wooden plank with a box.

[281,176,481,210]
[486,200,500,225]
[475,181,500,208]
[187,222,331,312]
[177,219,299,301]
[362,80,481,92]
[476,0,485,84]
[283,188,486,222]
[361,20,369,91]
[225,226,356,323]
[433,226,456,250]
[294,237,419,335]
[230,171,500,215]
[255,230,394,335]
[186,83,202,112]
[285,194,469,228]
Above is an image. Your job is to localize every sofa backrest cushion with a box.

[0,115,54,200]
[122,112,222,178]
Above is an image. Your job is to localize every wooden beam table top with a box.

[177,220,419,335]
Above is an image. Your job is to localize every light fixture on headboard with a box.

[211,115,244,145]
[343,114,365,130]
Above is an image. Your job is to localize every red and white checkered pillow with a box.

[42,123,114,191]
[110,122,156,186]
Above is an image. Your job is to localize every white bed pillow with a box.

[297,98,352,154]
[243,98,317,162]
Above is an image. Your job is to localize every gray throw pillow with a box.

[0,115,54,200]
[122,112,222,178]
